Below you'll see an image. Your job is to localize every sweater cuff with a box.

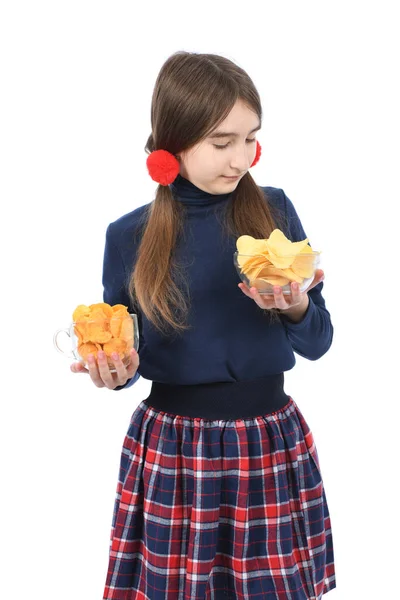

[280,294,315,330]
[113,371,140,391]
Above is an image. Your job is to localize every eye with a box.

[213,138,257,150]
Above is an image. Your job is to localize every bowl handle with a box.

[53,328,75,359]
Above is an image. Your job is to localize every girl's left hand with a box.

[238,269,325,311]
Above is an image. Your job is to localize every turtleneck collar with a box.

[169,174,233,207]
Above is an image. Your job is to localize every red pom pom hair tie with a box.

[250,139,262,168]
[146,141,262,186]
[146,150,181,186]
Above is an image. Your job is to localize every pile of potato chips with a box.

[72,303,133,364]
[236,229,320,288]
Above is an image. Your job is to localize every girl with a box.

[71,51,336,599]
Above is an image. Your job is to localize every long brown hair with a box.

[129,51,287,335]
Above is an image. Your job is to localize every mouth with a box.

[222,175,240,181]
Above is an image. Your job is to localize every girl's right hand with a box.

[70,349,139,390]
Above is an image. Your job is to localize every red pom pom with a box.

[250,140,262,168]
[146,150,180,185]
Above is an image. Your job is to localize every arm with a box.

[278,190,334,360]
[102,223,141,390]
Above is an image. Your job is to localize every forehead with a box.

[208,101,260,138]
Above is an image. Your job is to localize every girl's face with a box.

[177,99,261,195]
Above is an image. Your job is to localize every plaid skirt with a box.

[103,378,336,599]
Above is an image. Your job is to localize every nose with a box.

[230,144,252,173]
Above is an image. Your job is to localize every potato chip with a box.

[109,316,123,338]
[120,316,134,348]
[89,305,113,320]
[256,274,291,286]
[74,325,84,344]
[73,304,91,322]
[112,304,129,314]
[86,320,113,344]
[265,229,309,258]
[88,303,114,318]
[103,337,127,358]
[279,268,304,283]
[78,341,102,360]
[74,321,90,343]
[236,235,269,255]
[237,254,270,272]
[291,247,315,278]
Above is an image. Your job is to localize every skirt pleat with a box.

[103,396,336,600]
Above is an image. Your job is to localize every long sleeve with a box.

[278,191,334,360]
[102,223,141,390]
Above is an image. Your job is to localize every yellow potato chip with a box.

[237,254,270,272]
[88,302,114,318]
[236,235,269,255]
[110,316,123,338]
[120,316,134,349]
[74,322,90,343]
[86,320,113,344]
[78,341,102,361]
[279,268,304,283]
[74,326,84,344]
[264,248,295,270]
[112,304,129,314]
[265,229,309,257]
[103,337,127,358]
[73,305,91,322]
[291,248,316,278]
[257,274,291,286]
[256,264,287,278]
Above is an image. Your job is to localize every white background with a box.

[1,1,399,598]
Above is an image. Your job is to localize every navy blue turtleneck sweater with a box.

[102,175,333,390]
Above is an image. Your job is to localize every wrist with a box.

[280,294,309,323]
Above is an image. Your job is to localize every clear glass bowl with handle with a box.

[234,251,321,295]
[53,313,139,373]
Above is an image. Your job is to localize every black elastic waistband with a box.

[143,373,291,420]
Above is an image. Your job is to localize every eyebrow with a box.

[208,123,261,139]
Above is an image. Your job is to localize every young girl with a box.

[71,51,336,600]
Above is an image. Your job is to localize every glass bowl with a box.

[53,313,139,372]
[234,251,321,295]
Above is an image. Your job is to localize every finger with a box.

[109,352,126,383]
[289,281,301,302]
[110,351,137,385]
[239,282,276,309]
[273,286,289,309]
[87,354,106,388]
[70,362,89,374]
[239,282,264,301]
[238,283,253,298]
[125,349,140,375]
[111,349,139,388]
[96,351,115,389]
[307,270,325,292]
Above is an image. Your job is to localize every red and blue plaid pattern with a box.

[103,397,336,599]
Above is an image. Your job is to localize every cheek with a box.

[204,152,223,174]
